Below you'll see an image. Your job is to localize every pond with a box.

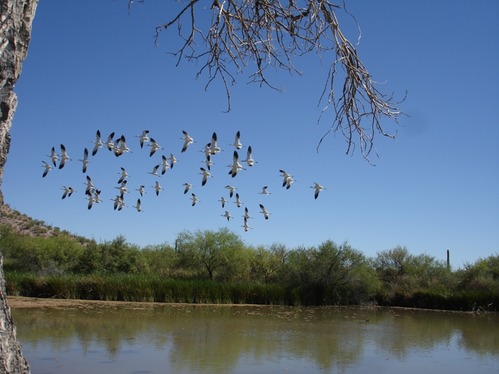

[11,300,499,374]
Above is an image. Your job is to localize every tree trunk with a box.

[1,0,39,372]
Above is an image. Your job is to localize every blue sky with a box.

[4,0,498,268]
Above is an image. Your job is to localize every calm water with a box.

[11,303,499,374]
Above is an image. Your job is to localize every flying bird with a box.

[153,181,163,196]
[200,167,211,186]
[161,155,170,175]
[279,170,295,189]
[191,193,200,206]
[181,130,194,152]
[168,153,177,169]
[136,130,150,149]
[148,138,163,157]
[115,179,128,195]
[133,198,143,212]
[243,207,251,221]
[113,135,131,157]
[84,175,94,196]
[59,144,70,169]
[136,185,146,197]
[259,186,271,195]
[241,146,256,167]
[183,182,193,194]
[228,150,245,177]
[48,147,58,166]
[118,167,129,184]
[209,132,222,155]
[105,132,115,151]
[259,204,270,220]
[242,219,251,232]
[311,183,325,199]
[79,147,90,173]
[230,130,243,149]
[148,164,161,177]
[219,196,227,208]
[225,185,236,198]
[234,193,243,208]
[222,211,232,221]
[42,161,52,177]
[91,130,104,156]
[61,186,76,199]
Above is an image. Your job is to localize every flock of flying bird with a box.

[41,129,326,232]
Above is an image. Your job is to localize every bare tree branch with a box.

[129,0,405,160]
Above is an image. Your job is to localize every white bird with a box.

[311,182,325,199]
[84,175,94,196]
[241,145,256,167]
[79,147,90,173]
[225,185,236,198]
[218,196,227,208]
[61,186,76,199]
[191,193,200,206]
[228,150,245,177]
[136,185,146,197]
[87,189,102,210]
[168,153,177,169]
[118,167,129,184]
[243,207,251,221]
[92,189,103,204]
[148,164,161,177]
[115,180,129,195]
[112,194,126,211]
[259,186,271,195]
[161,155,170,175]
[42,161,52,177]
[222,211,232,221]
[181,130,194,153]
[91,130,103,156]
[133,198,143,212]
[113,135,131,157]
[202,154,214,170]
[48,146,58,166]
[230,130,243,149]
[183,182,193,194]
[153,181,163,196]
[136,130,150,149]
[105,132,115,151]
[209,132,222,155]
[87,194,96,210]
[259,204,270,220]
[242,220,251,232]
[200,167,211,186]
[279,169,295,189]
[148,138,163,157]
[59,144,70,169]
[234,193,243,208]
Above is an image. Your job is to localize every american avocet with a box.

[222,211,232,221]
[79,148,90,173]
[200,167,211,186]
[118,167,128,184]
[219,196,227,208]
[113,135,131,157]
[42,161,52,177]
[59,144,70,169]
[311,182,325,199]
[112,194,125,211]
[279,170,295,189]
[136,185,146,197]
[168,153,177,169]
[148,164,161,177]
[133,198,143,212]
[183,182,193,194]
[228,150,245,177]
[202,154,214,170]
[61,186,76,199]
[148,138,163,157]
[48,146,58,166]
[105,132,115,151]
[136,130,150,149]
[84,175,94,196]
[191,193,200,206]
[243,207,251,221]
[153,181,163,196]
[225,185,236,198]
[209,132,222,155]
[259,186,271,195]
[242,219,251,232]
[259,204,270,220]
[230,130,243,149]
[241,145,256,167]
[181,130,194,153]
[234,193,243,208]
[116,180,129,195]
[91,130,103,156]
[161,155,170,175]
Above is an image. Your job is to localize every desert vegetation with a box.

[0,222,497,311]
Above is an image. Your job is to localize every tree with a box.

[131,0,403,160]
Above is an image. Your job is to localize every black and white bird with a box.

[241,146,256,167]
[181,130,194,153]
[225,185,236,198]
[105,132,115,151]
[230,130,243,149]
[243,207,251,221]
[84,175,94,196]
[148,164,161,177]
[228,150,245,177]
[168,153,177,169]
[136,185,146,197]
[183,183,193,194]
[48,147,58,166]
[91,130,104,156]
[222,211,232,221]
[311,182,325,199]
[161,155,170,175]
[191,193,200,206]
[113,135,131,157]
[148,138,163,157]
[133,198,143,212]
[259,186,271,195]
[136,130,150,149]
[259,204,270,220]
[79,148,90,173]
[200,167,211,186]
[42,161,52,177]
[115,180,129,195]
[61,186,76,199]
[234,193,243,208]
[118,167,129,184]
[279,170,295,189]
[209,132,222,155]
[219,196,227,208]
[59,144,70,169]
[153,181,163,196]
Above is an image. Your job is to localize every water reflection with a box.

[12,304,499,374]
